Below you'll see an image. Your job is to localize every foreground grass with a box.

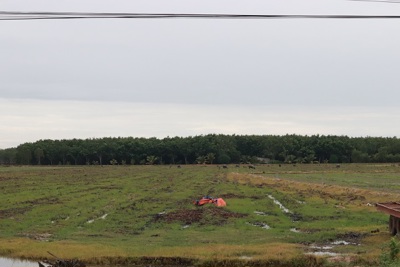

[1,164,400,266]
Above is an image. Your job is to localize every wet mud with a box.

[154,207,247,225]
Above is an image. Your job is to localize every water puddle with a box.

[87,213,108,224]
[246,222,270,229]
[239,256,253,260]
[331,240,356,245]
[0,257,37,267]
[306,251,340,256]
[310,245,334,250]
[306,239,359,257]
[267,195,291,213]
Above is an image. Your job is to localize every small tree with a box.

[206,153,215,164]
[146,155,158,165]
[34,148,44,165]
[196,155,207,164]
[285,154,296,164]
[217,153,231,164]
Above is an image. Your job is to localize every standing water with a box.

[0,257,38,267]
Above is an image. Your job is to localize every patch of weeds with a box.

[380,238,400,267]
[200,255,325,267]
[50,214,70,221]
[0,248,13,255]
[290,212,304,222]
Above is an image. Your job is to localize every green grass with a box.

[1,164,400,266]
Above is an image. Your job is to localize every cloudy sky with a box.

[1,0,400,148]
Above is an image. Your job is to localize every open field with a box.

[1,164,400,266]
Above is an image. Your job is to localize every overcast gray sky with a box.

[1,0,400,148]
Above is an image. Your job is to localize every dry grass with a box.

[227,172,400,204]
[0,238,312,267]
[0,238,127,260]
[143,243,303,260]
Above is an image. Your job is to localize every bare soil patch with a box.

[219,193,246,199]
[21,196,61,205]
[0,207,31,219]
[335,231,368,243]
[155,207,247,225]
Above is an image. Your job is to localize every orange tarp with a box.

[213,198,226,207]
[196,198,213,206]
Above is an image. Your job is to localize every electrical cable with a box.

[348,0,400,3]
[1,11,400,20]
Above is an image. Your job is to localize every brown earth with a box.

[155,207,247,225]
[0,207,31,219]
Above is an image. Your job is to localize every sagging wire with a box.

[1,11,400,20]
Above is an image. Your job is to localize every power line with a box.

[349,0,400,3]
[1,11,400,20]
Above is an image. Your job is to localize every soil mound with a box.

[155,207,246,225]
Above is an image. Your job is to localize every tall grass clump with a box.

[380,238,400,267]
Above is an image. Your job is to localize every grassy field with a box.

[1,164,400,266]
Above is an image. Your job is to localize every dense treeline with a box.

[1,134,400,165]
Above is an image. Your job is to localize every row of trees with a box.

[1,134,400,165]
